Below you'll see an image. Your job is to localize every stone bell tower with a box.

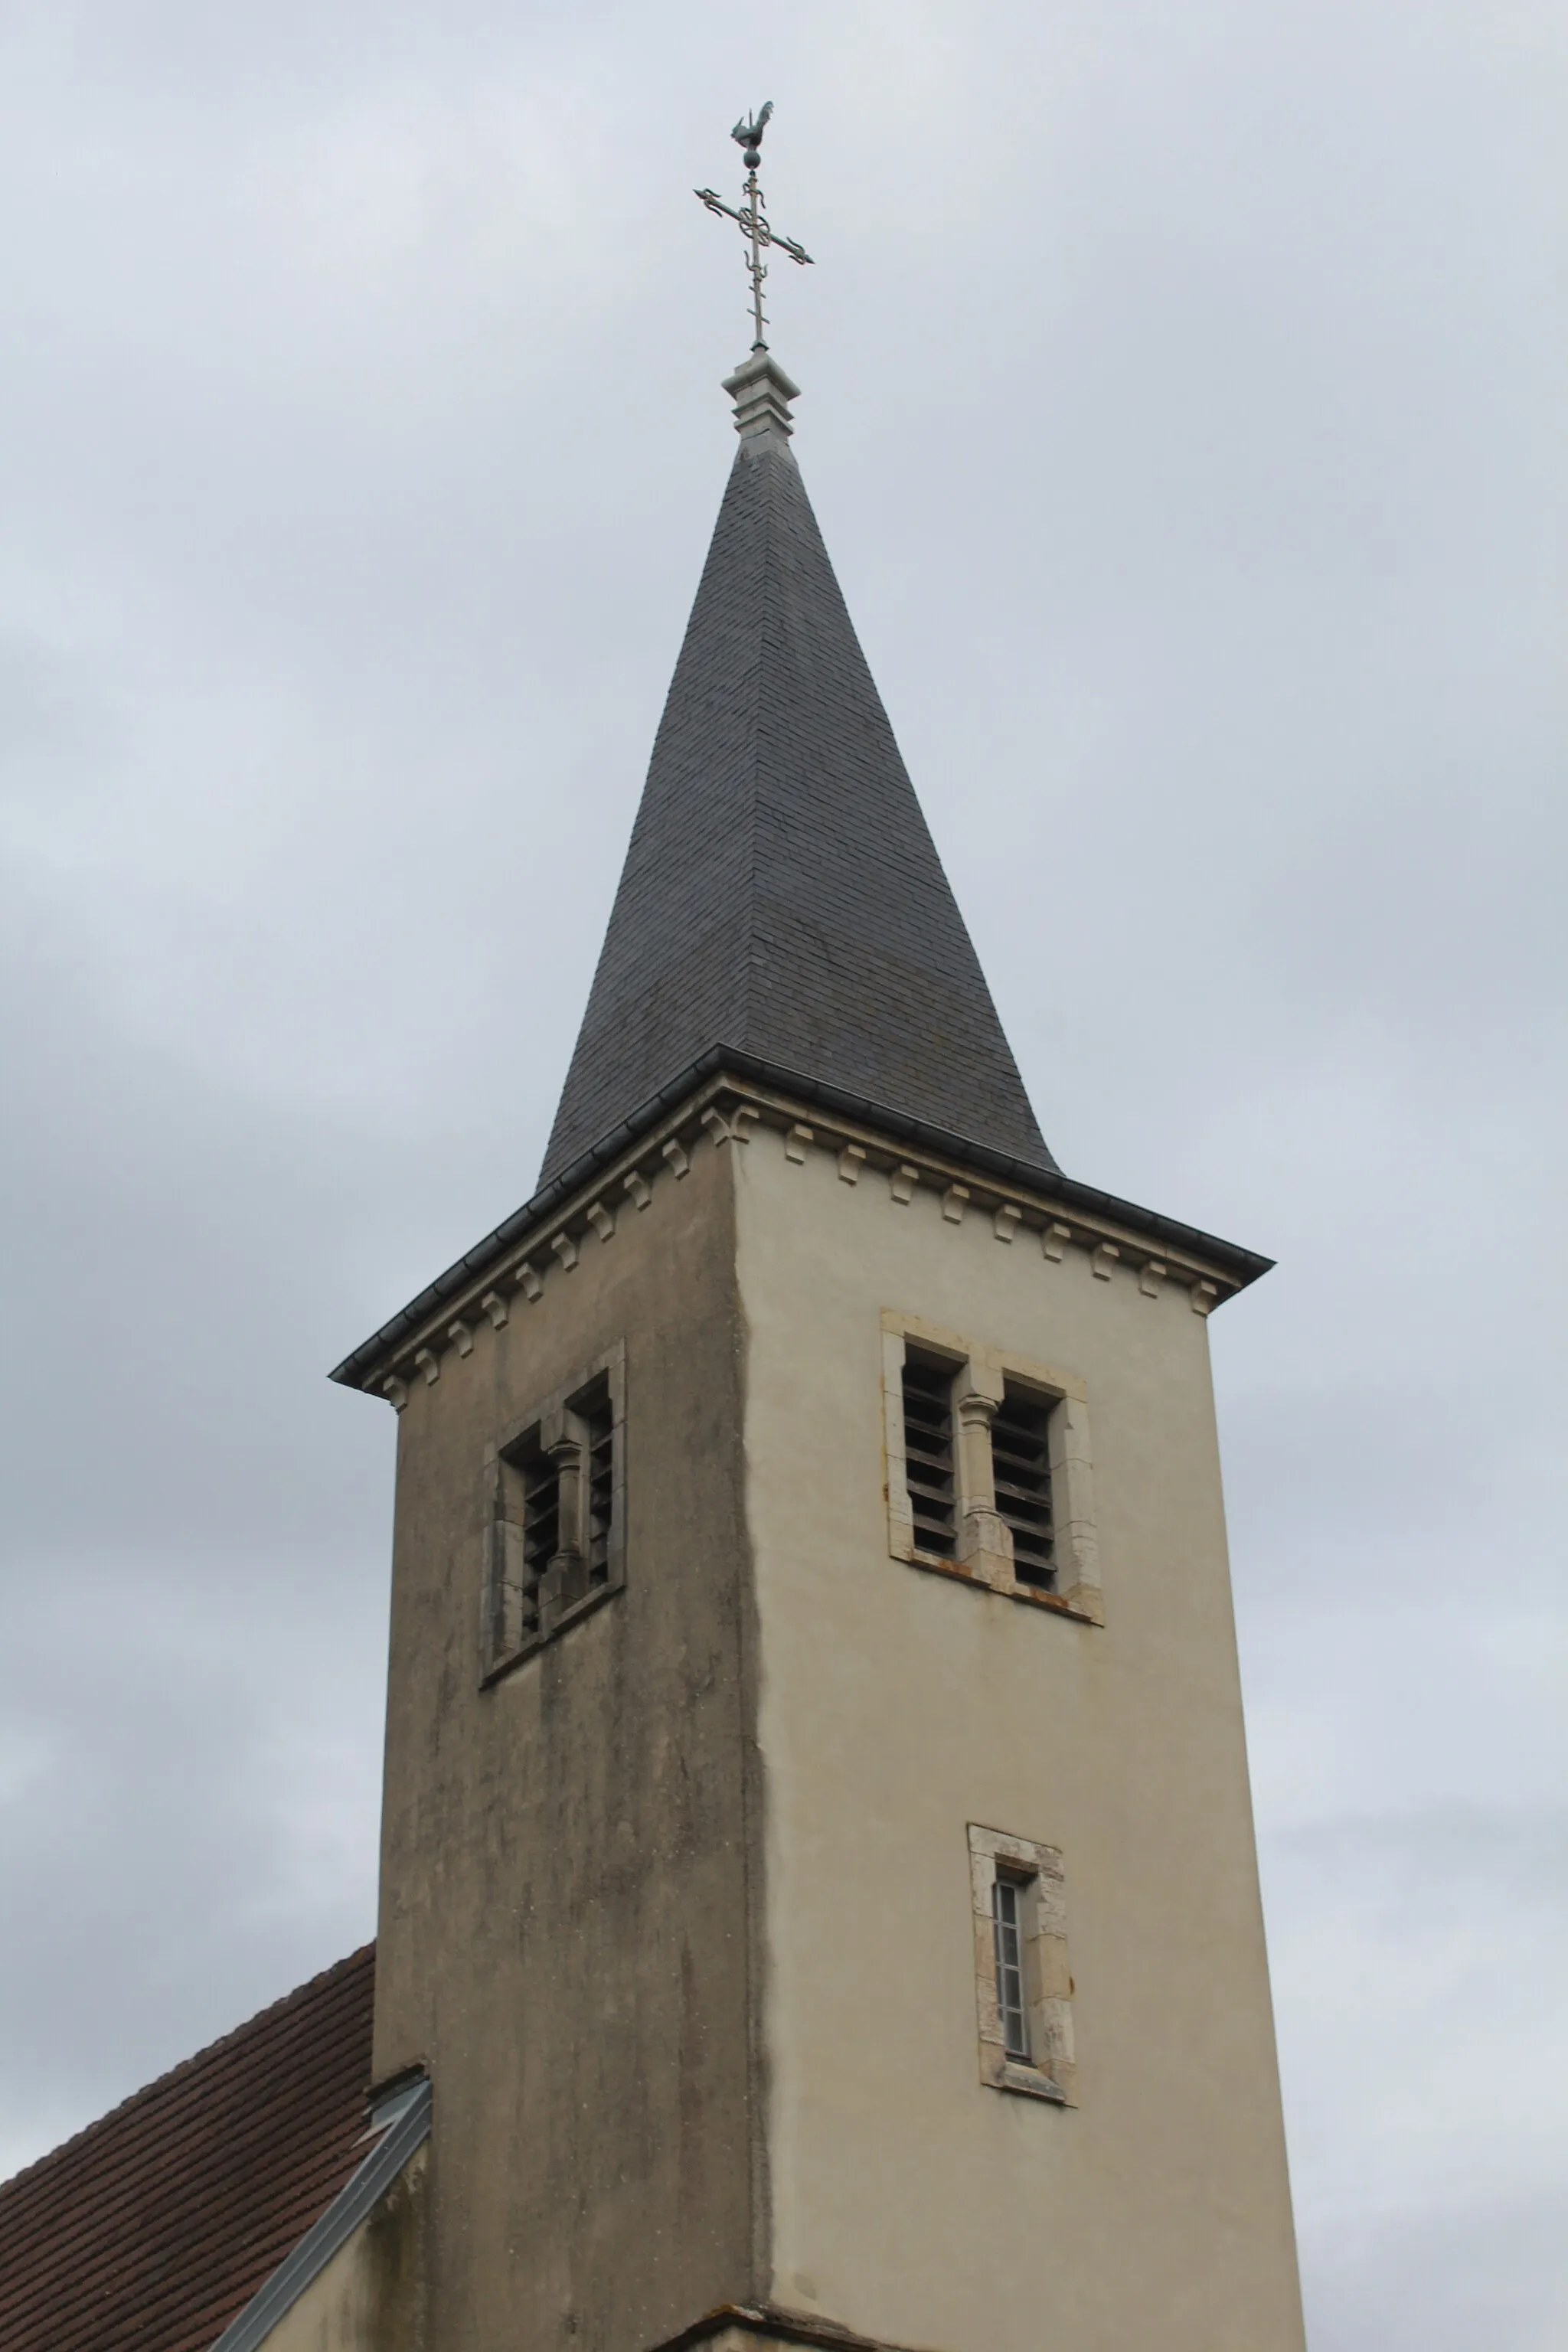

[332,338,1307,2352]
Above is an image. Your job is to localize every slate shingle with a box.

[540,430,1054,1184]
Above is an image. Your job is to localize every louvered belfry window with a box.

[484,1344,626,1684]
[519,1452,560,1638]
[991,1384,1056,1589]
[583,1387,616,1588]
[903,1351,958,1556]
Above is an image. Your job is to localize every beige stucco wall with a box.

[372,1134,763,2350]
[733,1124,1305,2352]
[262,2145,428,2352]
[366,1086,1302,2352]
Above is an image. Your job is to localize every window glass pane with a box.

[991,1877,1031,2060]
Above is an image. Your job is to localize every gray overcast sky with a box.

[0,3,1563,2344]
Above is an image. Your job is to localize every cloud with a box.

[0,4,1563,2343]
[1305,2188,1568,2352]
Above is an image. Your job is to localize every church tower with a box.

[332,233,1306,2352]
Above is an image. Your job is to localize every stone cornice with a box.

[330,1050,1272,1401]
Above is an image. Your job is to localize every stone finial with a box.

[723,346,800,443]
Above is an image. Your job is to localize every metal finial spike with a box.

[697,103,812,356]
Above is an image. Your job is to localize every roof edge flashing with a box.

[208,2078,432,2352]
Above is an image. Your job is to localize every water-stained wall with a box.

[372,1135,761,2351]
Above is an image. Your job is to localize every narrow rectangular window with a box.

[991,1384,1055,1589]
[903,1351,957,1555]
[969,1823,1076,2103]
[991,1877,1031,2060]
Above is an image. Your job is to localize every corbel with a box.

[662,1138,690,1178]
[785,1122,815,1163]
[1190,1280,1219,1316]
[480,1291,509,1329]
[585,1200,616,1243]
[446,1319,475,1357]
[622,1170,653,1210]
[701,1103,757,1148]
[838,1145,866,1184]
[382,1376,410,1412]
[1138,1259,1167,1299]
[1090,1243,1120,1282]
[993,1203,1022,1243]
[413,1348,439,1386]
[513,1259,544,1302]
[550,1232,579,1272]
[890,1164,919,1204]
[942,1184,969,1224]
[1041,1223,1072,1262]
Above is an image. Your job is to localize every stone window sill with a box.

[985,2055,1071,2104]
[480,1578,619,1687]
[902,1547,1104,1628]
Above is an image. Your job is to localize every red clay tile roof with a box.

[0,1945,376,2352]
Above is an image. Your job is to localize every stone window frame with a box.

[479,1340,626,1686]
[880,1311,1103,1625]
[968,1823,1076,2105]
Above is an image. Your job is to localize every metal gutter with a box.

[207,2079,432,2351]
[329,1047,1273,1391]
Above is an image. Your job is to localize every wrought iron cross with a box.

[695,102,814,348]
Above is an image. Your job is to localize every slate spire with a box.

[539,349,1053,1186]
